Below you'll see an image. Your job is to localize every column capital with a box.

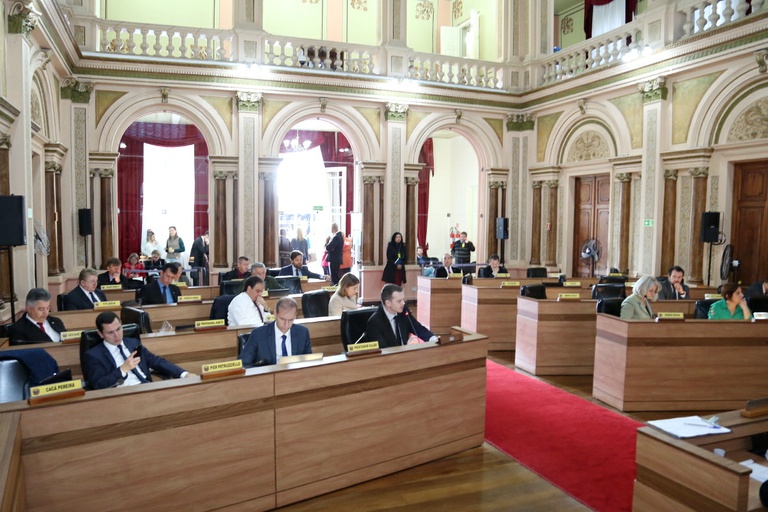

[8,1,42,35]
[0,132,11,149]
[638,76,668,103]
[489,181,506,189]
[755,49,768,74]
[405,176,420,186]
[61,77,94,103]
[615,173,633,183]
[258,171,277,181]
[98,168,115,178]
[545,179,560,188]
[690,167,709,178]
[663,169,679,180]
[236,91,262,112]
[213,171,230,180]
[44,162,62,173]
[363,176,378,185]
[506,113,535,132]
[385,102,408,122]
[532,181,544,189]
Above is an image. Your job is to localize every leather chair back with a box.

[121,307,152,334]
[542,281,563,288]
[462,274,473,285]
[79,323,140,384]
[596,298,623,317]
[694,299,719,319]
[747,295,768,314]
[301,290,330,318]
[57,294,68,311]
[0,360,30,403]
[340,306,378,351]
[266,268,280,277]
[520,284,547,300]
[526,267,547,278]
[237,333,249,356]
[599,275,628,285]
[591,283,627,300]
[209,295,236,324]
[219,280,242,297]
[276,276,302,295]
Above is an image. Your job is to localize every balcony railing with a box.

[407,54,504,90]
[264,38,379,75]
[678,0,765,38]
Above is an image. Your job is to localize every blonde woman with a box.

[329,273,360,316]
[144,229,163,258]
[620,275,660,320]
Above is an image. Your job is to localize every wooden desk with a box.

[634,410,768,511]
[301,279,330,293]
[593,314,768,411]
[461,285,517,351]
[0,330,487,511]
[56,309,118,331]
[416,275,463,330]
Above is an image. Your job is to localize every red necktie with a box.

[37,322,45,332]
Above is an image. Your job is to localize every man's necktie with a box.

[89,292,99,304]
[281,334,288,357]
[162,285,171,304]
[392,317,402,345]
[36,322,45,333]
[295,267,299,277]
[117,344,148,383]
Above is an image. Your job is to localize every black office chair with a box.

[596,298,624,318]
[656,276,669,285]
[79,323,140,385]
[237,333,250,356]
[694,299,720,319]
[462,274,473,285]
[219,280,242,297]
[340,307,378,351]
[599,275,628,285]
[542,281,563,288]
[121,307,152,334]
[748,296,768,314]
[301,289,330,318]
[210,295,236,325]
[520,284,547,300]
[267,268,281,277]
[0,359,30,403]
[526,267,548,278]
[56,294,68,311]
[591,283,627,300]
[276,276,302,295]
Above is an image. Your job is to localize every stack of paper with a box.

[648,416,731,438]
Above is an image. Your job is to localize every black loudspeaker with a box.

[0,195,26,247]
[496,218,509,240]
[78,208,93,237]
[701,211,720,243]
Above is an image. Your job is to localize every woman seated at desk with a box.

[620,275,660,320]
[708,282,752,320]
[329,273,360,316]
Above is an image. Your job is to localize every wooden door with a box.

[573,175,610,277]
[732,162,768,285]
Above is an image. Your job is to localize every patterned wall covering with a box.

[74,107,88,266]
[243,117,256,259]
[565,131,609,162]
[391,126,402,233]
[510,138,520,261]
[630,176,640,274]
[541,184,549,261]
[678,175,692,275]
[521,137,528,261]
[642,108,658,275]
[727,98,768,142]
[611,180,620,266]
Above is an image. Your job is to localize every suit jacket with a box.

[325,231,344,265]
[657,280,691,300]
[97,272,122,288]
[620,294,654,320]
[479,265,508,278]
[7,314,67,345]
[264,275,282,291]
[239,322,312,366]
[434,266,461,278]
[83,337,185,390]
[140,280,181,305]
[63,286,107,310]
[744,281,768,299]
[190,236,209,268]
[366,305,434,349]
[278,264,323,280]
[221,268,249,281]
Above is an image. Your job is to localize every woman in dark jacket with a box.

[381,232,407,286]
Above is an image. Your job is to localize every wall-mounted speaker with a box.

[496,217,509,240]
[0,195,26,247]
[78,208,93,237]
[701,211,720,243]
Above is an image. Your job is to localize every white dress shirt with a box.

[26,316,61,342]
[227,292,266,327]
[104,341,146,386]
[274,326,292,360]
[80,285,100,304]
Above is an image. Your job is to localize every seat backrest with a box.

[57,293,68,311]
[748,295,768,314]
[276,276,302,294]
[542,281,563,288]
[520,284,547,300]
[0,360,30,403]
[694,299,719,319]
[599,275,628,285]
[219,280,242,296]
[79,323,140,383]
[210,295,236,324]
[340,306,378,351]
[591,283,627,300]
[301,289,330,318]
[266,268,281,277]
[237,333,250,356]
[526,267,548,278]
[462,274,473,285]
[596,298,624,317]
[121,307,152,334]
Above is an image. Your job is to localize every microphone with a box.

[403,306,419,339]
[353,331,368,345]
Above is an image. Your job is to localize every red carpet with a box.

[485,360,643,512]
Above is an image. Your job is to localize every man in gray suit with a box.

[657,266,690,300]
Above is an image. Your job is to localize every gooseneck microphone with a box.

[353,331,368,345]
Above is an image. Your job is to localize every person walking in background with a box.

[165,226,185,264]
[381,232,406,286]
[325,223,344,285]
[340,232,353,276]
[291,228,309,265]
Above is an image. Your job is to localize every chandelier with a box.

[283,130,312,152]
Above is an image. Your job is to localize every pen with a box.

[683,422,722,429]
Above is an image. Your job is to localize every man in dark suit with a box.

[745,279,768,299]
[83,311,194,389]
[657,266,691,300]
[222,256,251,282]
[366,284,437,349]
[479,254,508,278]
[434,253,462,278]
[250,262,282,291]
[239,297,312,366]
[140,263,182,305]
[8,288,67,345]
[63,268,107,310]
[97,257,124,288]
[278,250,329,281]
[189,230,209,285]
[325,223,344,285]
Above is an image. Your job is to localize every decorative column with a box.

[213,171,229,268]
[0,133,11,301]
[660,169,679,274]
[689,167,709,284]
[54,167,65,273]
[404,176,419,263]
[261,170,278,268]
[44,163,61,275]
[487,181,501,258]
[544,180,559,267]
[362,176,377,266]
[236,91,261,261]
[99,168,115,263]
[616,173,633,273]
[530,181,543,265]
[360,161,386,266]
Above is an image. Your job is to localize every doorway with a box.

[572,174,610,277]
[731,161,768,285]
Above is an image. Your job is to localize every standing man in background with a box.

[451,231,475,274]
[190,230,209,285]
[325,223,344,285]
